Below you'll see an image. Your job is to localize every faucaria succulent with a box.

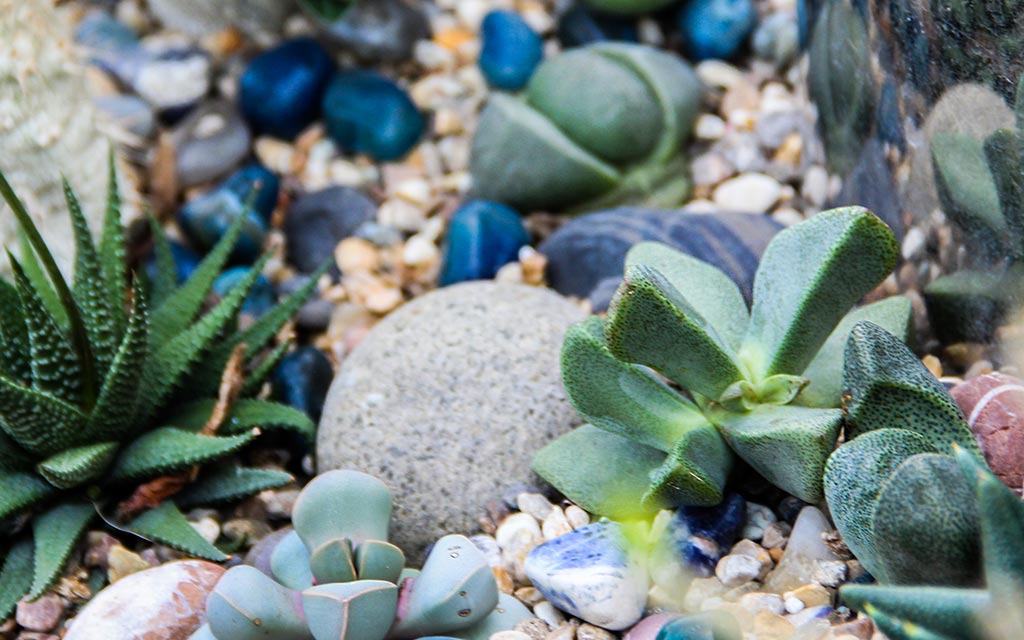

[0,166,324,619]
[533,206,909,518]
[190,470,533,640]
[469,42,701,213]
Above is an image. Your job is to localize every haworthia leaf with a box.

[532,424,665,519]
[147,215,178,308]
[0,540,33,622]
[108,427,254,483]
[642,421,732,508]
[0,279,30,382]
[741,207,898,379]
[561,317,707,452]
[36,442,120,489]
[624,242,748,349]
[175,466,294,509]
[0,376,87,457]
[168,399,316,444]
[17,232,65,327]
[841,584,990,640]
[0,430,32,472]
[0,472,55,521]
[98,159,128,340]
[30,502,95,598]
[843,321,980,455]
[797,296,912,408]
[240,340,291,398]
[127,502,228,561]
[607,264,743,400]
[983,128,1024,254]
[712,403,842,503]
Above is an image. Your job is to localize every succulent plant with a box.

[578,0,678,15]
[191,470,533,640]
[824,322,986,587]
[298,0,430,63]
[925,75,1024,342]
[469,42,701,213]
[533,206,908,518]
[840,446,1024,640]
[0,166,324,619]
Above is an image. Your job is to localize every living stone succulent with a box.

[824,322,985,587]
[0,166,322,619]
[191,470,532,640]
[533,207,909,518]
[470,42,701,213]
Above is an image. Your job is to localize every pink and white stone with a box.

[951,372,1024,493]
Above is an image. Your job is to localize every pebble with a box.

[556,5,639,49]
[94,94,156,140]
[691,153,735,186]
[764,507,844,593]
[493,631,535,640]
[533,601,567,627]
[259,488,299,519]
[177,182,267,265]
[190,516,221,545]
[761,522,792,549]
[666,492,747,577]
[213,267,275,317]
[221,519,272,546]
[738,592,786,616]
[284,186,377,274]
[577,623,617,640]
[741,502,777,541]
[107,545,152,583]
[132,46,211,112]
[694,114,727,141]
[439,200,531,286]
[515,617,550,640]
[271,346,335,423]
[801,165,829,207]
[677,0,757,61]
[517,492,555,521]
[16,595,65,632]
[683,577,729,613]
[784,584,832,611]
[712,173,783,213]
[715,553,763,587]
[752,12,800,68]
[304,0,431,62]
[542,508,572,540]
[951,373,1024,492]
[621,614,681,640]
[173,100,252,189]
[322,70,426,162]
[496,512,544,551]
[479,11,544,90]
[565,506,590,530]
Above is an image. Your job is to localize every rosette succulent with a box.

[533,207,908,517]
[191,470,532,640]
[470,42,701,213]
[0,166,322,619]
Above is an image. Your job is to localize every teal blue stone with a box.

[655,612,742,640]
[557,5,639,48]
[479,11,544,90]
[144,239,199,285]
[677,0,757,61]
[321,70,425,161]
[212,267,275,317]
[439,201,530,286]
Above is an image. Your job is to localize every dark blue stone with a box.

[321,70,425,161]
[439,201,530,286]
[876,79,905,152]
[213,267,275,317]
[557,5,639,49]
[303,0,431,63]
[677,0,757,61]
[271,346,334,422]
[220,163,281,224]
[178,166,275,264]
[797,0,809,49]
[479,11,544,91]
[239,38,335,140]
[144,239,200,286]
[832,139,904,241]
[666,493,746,577]
[284,187,378,274]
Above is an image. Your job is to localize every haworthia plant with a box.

[470,42,701,213]
[192,470,534,640]
[0,164,323,619]
[825,322,985,587]
[534,207,908,517]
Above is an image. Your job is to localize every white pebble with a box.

[695,114,727,141]
[532,601,566,627]
[784,595,805,614]
[542,508,572,540]
[190,517,220,544]
[691,153,735,187]
[565,505,590,530]
[716,554,763,587]
[696,60,744,89]
[902,227,927,261]
[738,592,786,616]
[378,198,427,232]
[517,492,555,521]
[801,165,829,207]
[496,512,543,550]
[414,40,455,71]
[403,234,439,267]
[490,632,534,640]
[811,560,847,587]
[742,502,777,541]
[713,173,783,213]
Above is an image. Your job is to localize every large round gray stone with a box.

[317,282,585,558]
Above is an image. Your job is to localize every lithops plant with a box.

[0,166,321,619]
[470,42,701,213]
[191,470,533,640]
[533,207,909,518]
[841,446,1024,640]
[824,322,986,586]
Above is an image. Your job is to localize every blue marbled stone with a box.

[239,38,335,140]
[321,70,425,161]
[667,493,746,577]
[213,266,275,317]
[439,201,530,286]
[677,0,757,61]
[557,5,639,49]
[221,163,281,223]
[479,11,544,90]
[284,186,377,274]
[272,346,334,422]
[144,239,200,286]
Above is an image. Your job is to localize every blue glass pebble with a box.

[667,492,746,577]
[677,0,757,61]
[144,239,200,286]
[557,5,639,48]
[439,201,530,286]
[239,38,335,140]
[221,163,281,223]
[479,11,544,90]
[272,346,335,422]
[321,70,425,161]
[213,267,275,317]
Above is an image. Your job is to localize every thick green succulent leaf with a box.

[36,442,119,489]
[740,207,898,379]
[872,453,980,586]
[0,279,30,382]
[0,430,32,472]
[931,131,1005,252]
[30,502,95,598]
[984,128,1024,254]
[0,540,33,622]
[240,340,291,398]
[713,404,842,503]
[863,603,972,640]
[168,399,316,444]
[824,429,936,581]
[532,424,664,518]
[17,232,65,326]
[98,161,128,339]
[561,317,708,452]
[127,502,228,561]
[208,565,308,640]
[0,375,87,457]
[302,581,399,640]
[841,584,990,640]
[108,427,254,483]
[843,321,979,454]
[923,270,1013,344]
[356,540,405,583]
[797,296,912,408]
[293,470,393,550]
[0,472,55,521]
[175,466,294,509]
[624,242,748,349]
[607,264,744,399]
[642,421,732,508]
[147,215,178,308]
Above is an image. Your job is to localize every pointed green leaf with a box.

[0,279,30,382]
[17,231,65,326]
[0,540,33,622]
[863,603,969,640]
[712,404,842,503]
[532,424,664,519]
[147,215,178,308]
[36,442,119,489]
[841,584,989,640]
[931,131,1006,254]
[798,296,912,408]
[562,317,709,452]
[241,340,291,397]
[175,466,294,509]
[984,128,1024,254]
[0,375,87,457]
[843,321,980,454]
[127,502,228,561]
[740,207,898,379]
[98,159,128,340]
[30,502,95,598]
[0,472,55,521]
[108,427,254,483]
[168,399,316,444]
[607,264,744,399]
[642,421,732,508]
[0,430,32,472]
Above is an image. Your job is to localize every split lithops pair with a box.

[470,42,701,213]
[0,166,321,619]
[190,470,532,640]
[926,75,1024,342]
[533,206,909,517]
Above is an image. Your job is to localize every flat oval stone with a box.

[173,100,252,189]
[284,186,377,274]
[64,560,224,640]
[212,267,275,317]
[479,11,544,91]
[303,0,430,62]
[322,70,425,161]
[677,0,757,61]
[317,283,584,560]
[439,200,530,286]
[951,373,1024,493]
[272,346,335,422]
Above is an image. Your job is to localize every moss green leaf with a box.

[167,399,316,444]
[98,160,128,340]
[127,502,228,561]
[109,427,254,483]
[642,421,732,508]
[0,376,87,457]
[931,131,1005,254]
[0,540,33,622]
[147,214,178,308]
[0,472,55,521]
[0,430,32,472]
[984,128,1024,254]
[36,442,119,489]
[175,467,294,509]
[30,502,95,598]
[841,585,989,640]
[0,279,30,382]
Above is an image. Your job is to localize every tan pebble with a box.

[490,632,534,640]
[696,60,744,89]
[542,508,572,540]
[361,281,404,315]
[435,25,475,50]
[16,594,65,632]
[107,546,151,583]
[533,601,566,627]
[545,621,577,640]
[254,137,295,174]
[514,586,544,605]
[684,576,729,612]
[493,566,515,594]
[403,234,440,268]
[336,238,381,274]
[576,624,615,640]
[773,132,803,165]
[785,584,832,609]
[920,355,943,378]
[729,540,774,579]
[394,178,434,207]
[414,40,456,71]
[965,360,994,380]
[723,582,760,601]
[434,108,466,136]
[519,248,547,287]
[721,81,760,116]
[515,618,551,640]
[832,616,874,640]
[379,198,428,232]
[495,262,525,284]
[753,610,796,639]
[496,513,543,548]
[517,492,555,521]
[738,592,786,616]
[564,505,590,529]
[762,522,792,549]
